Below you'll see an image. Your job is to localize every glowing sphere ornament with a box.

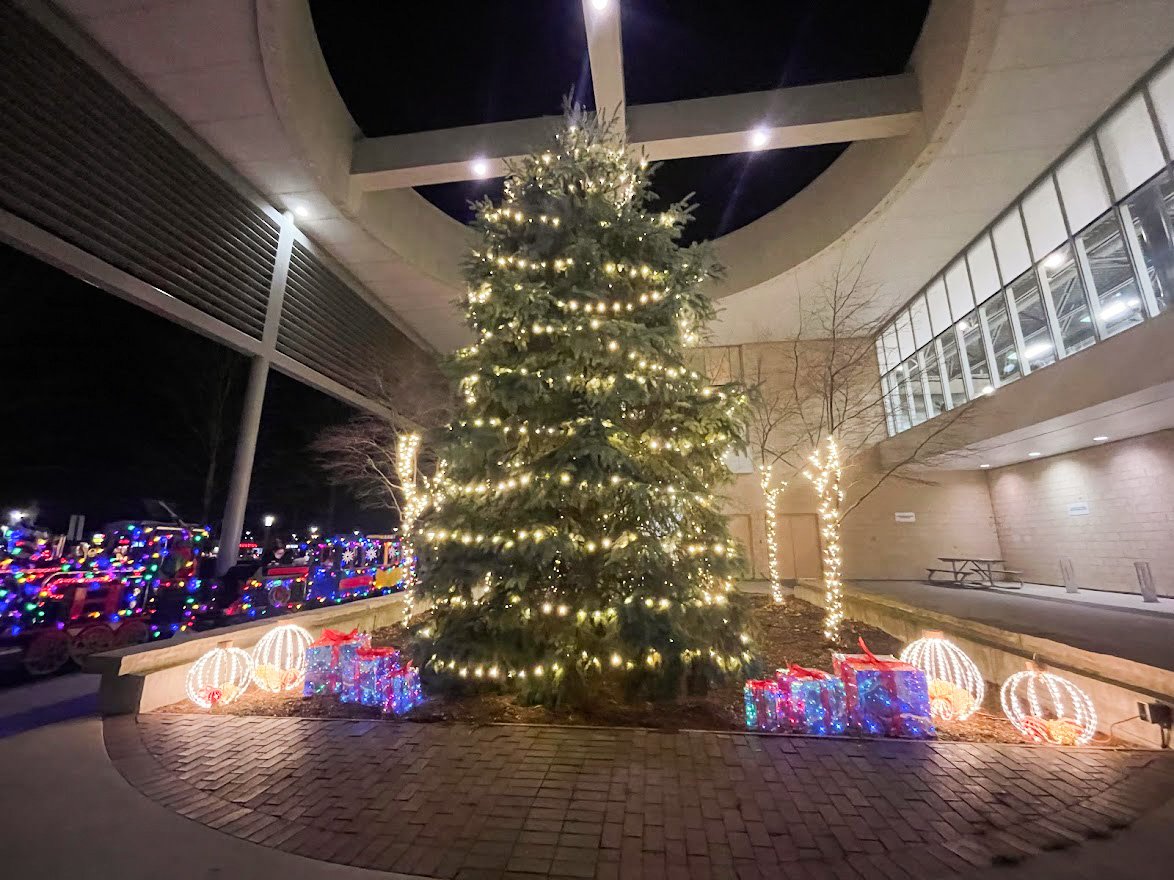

[186,643,254,709]
[251,624,313,692]
[1000,664,1097,746]
[899,631,984,721]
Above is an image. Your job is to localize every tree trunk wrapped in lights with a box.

[412,112,754,704]
[805,436,844,641]
[759,465,786,603]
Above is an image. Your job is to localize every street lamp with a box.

[8,509,25,524]
[262,514,276,554]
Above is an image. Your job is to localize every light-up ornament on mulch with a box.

[1000,663,1097,746]
[899,631,984,721]
[186,642,254,709]
[251,624,313,692]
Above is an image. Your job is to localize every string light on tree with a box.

[759,464,786,604]
[805,436,844,640]
[411,108,755,702]
[251,624,313,693]
[900,631,984,721]
[186,643,253,709]
[1000,663,1097,746]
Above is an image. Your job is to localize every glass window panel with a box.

[895,310,915,359]
[1040,243,1097,355]
[958,312,992,394]
[992,211,1032,280]
[1121,170,1174,314]
[939,330,968,406]
[875,338,889,375]
[1098,94,1165,199]
[881,373,897,435]
[926,278,951,334]
[1008,271,1057,371]
[1057,141,1111,233]
[921,346,949,417]
[901,357,928,426]
[982,293,1021,385]
[881,324,901,370]
[1079,211,1146,337]
[967,238,1001,300]
[1150,61,1174,153]
[945,257,975,317]
[1022,178,1068,257]
[909,294,932,348]
[887,371,912,434]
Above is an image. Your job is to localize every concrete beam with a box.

[350,74,922,191]
[582,0,626,134]
[630,74,921,161]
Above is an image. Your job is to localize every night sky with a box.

[311,0,929,243]
[0,244,392,537]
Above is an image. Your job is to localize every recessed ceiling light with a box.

[749,128,770,149]
[470,157,490,178]
[1043,252,1065,270]
[292,204,310,219]
[1093,435,1109,442]
[980,385,995,396]
[590,0,610,10]
[979,463,991,469]
[1028,451,1041,457]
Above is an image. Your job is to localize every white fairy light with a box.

[186,644,254,709]
[900,631,984,720]
[759,463,786,604]
[805,436,844,639]
[1000,665,1097,746]
[251,624,313,693]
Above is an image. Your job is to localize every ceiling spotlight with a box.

[470,157,490,178]
[980,385,995,396]
[1028,451,1041,458]
[590,0,610,10]
[749,128,770,150]
[1093,435,1109,442]
[1043,252,1065,270]
[292,204,310,219]
[979,464,991,469]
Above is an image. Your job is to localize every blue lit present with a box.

[341,646,423,715]
[777,665,847,736]
[383,662,423,716]
[834,639,935,739]
[303,628,369,696]
[743,679,783,731]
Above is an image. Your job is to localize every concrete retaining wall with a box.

[795,580,1173,748]
[88,592,412,715]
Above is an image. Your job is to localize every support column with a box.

[215,211,295,575]
[216,355,269,573]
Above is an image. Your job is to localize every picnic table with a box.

[926,556,1023,589]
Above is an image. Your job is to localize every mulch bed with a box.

[154,593,1094,745]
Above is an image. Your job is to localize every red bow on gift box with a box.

[785,664,830,680]
[312,628,362,663]
[356,646,401,661]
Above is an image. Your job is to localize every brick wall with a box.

[988,430,1174,597]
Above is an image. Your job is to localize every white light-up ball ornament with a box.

[251,624,313,692]
[186,643,254,709]
[900,631,984,721]
[1000,664,1097,746]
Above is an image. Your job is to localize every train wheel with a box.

[268,584,291,607]
[23,630,71,676]
[69,624,116,664]
[113,619,150,647]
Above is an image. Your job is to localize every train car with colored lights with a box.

[0,523,209,675]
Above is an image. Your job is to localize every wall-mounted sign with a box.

[1067,501,1091,517]
[894,511,916,523]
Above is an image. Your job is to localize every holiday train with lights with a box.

[0,525,413,675]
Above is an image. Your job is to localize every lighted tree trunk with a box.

[806,436,844,641]
[758,464,786,603]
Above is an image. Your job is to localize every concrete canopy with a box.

[51,0,1174,351]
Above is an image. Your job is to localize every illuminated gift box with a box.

[303,628,370,696]
[340,645,400,705]
[776,665,847,736]
[743,679,784,731]
[834,639,935,739]
[383,660,424,716]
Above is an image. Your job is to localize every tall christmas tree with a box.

[413,112,754,704]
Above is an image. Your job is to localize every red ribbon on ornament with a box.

[312,628,362,664]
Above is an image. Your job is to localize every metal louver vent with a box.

[0,4,278,339]
[279,242,413,395]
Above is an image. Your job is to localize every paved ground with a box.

[852,580,1174,673]
[103,713,1174,880]
[994,581,1174,616]
[0,670,97,737]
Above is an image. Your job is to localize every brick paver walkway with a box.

[107,715,1174,880]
